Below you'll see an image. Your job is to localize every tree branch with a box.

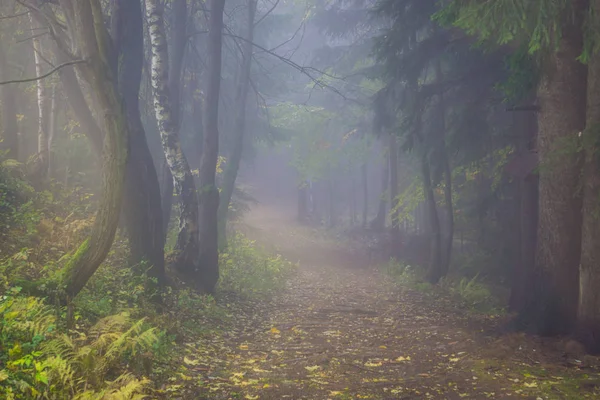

[0,59,85,85]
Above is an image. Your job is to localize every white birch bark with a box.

[145,0,200,272]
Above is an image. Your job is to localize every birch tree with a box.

[145,0,200,275]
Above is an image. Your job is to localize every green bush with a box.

[218,233,296,297]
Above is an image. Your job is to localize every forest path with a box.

[188,203,599,400]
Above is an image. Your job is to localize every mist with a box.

[1,0,599,399]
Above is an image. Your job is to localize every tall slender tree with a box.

[145,0,200,275]
[198,0,227,293]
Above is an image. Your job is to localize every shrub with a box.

[218,233,295,297]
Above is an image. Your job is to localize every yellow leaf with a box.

[379,345,387,349]
[364,361,383,367]
[0,370,8,382]
[304,365,321,372]
[449,358,460,362]
[245,395,259,400]
[524,382,538,388]
[270,327,281,335]
[395,356,411,362]
[240,344,249,350]
[184,356,199,366]
[263,383,271,389]
[329,391,343,396]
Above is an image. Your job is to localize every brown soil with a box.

[180,204,600,400]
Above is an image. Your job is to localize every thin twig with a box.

[0,59,85,85]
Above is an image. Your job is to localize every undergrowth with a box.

[0,165,295,398]
[380,258,504,314]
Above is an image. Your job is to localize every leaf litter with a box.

[160,205,600,399]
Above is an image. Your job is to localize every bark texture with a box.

[60,0,129,298]
[145,0,199,274]
[0,39,19,160]
[578,0,600,351]
[198,0,227,293]
[518,0,587,335]
[30,14,49,179]
[218,0,257,247]
[113,0,165,284]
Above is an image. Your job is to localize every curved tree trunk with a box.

[518,1,587,335]
[145,0,199,274]
[61,0,129,298]
[0,39,19,160]
[198,0,227,293]
[578,0,600,352]
[112,0,165,285]
[218,0,257,248]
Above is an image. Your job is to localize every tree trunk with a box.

[198,0,226,293]
[0,39,19,160]
[508,101,539,313]
[423,155,443,283]
[145,0,199,274]
[60,0,129,298]
[112,0,165,285]
[161,0,188,239]
[218,0,257,247]
[350,172,357,226]
[56,47,104,156]
[371,148,389,230]
[578,1,600,351]
[47,85,58,177]
[298,182,308,221]
[389,133,400,255]
[518,1,587,335]
[435,61,453,278]
[161,161,174,239]
[30,14,49,179]
[361,162,368,228]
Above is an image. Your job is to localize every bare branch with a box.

[254,0,280,27]
[0,59,85,85]
[0,10,29,20]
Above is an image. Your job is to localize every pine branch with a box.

[0,59,85,85]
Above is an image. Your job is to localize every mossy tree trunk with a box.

[112,0,165,285]
[218,0,257,248]
[198,0,227,293]
[145,0,200,275]
[59,0,129,298]
[518,0,587,335]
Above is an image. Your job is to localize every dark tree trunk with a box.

[508,101,539,313]
[218,0,257,247]
[423,155,443,284]
[389,134,400,255]
[517,1,587,335]
[61,0,129,298]
[0,40,19,160]
[298,182,308,221]
[350,172,357,226]
[578,1,600,352]
[371,149,389,230]
[112,0,165,285]
[198,0,226,293]
[361,162,368,228]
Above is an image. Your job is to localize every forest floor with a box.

[177,204,600,400]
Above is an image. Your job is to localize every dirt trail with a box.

[188,204,600,400]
